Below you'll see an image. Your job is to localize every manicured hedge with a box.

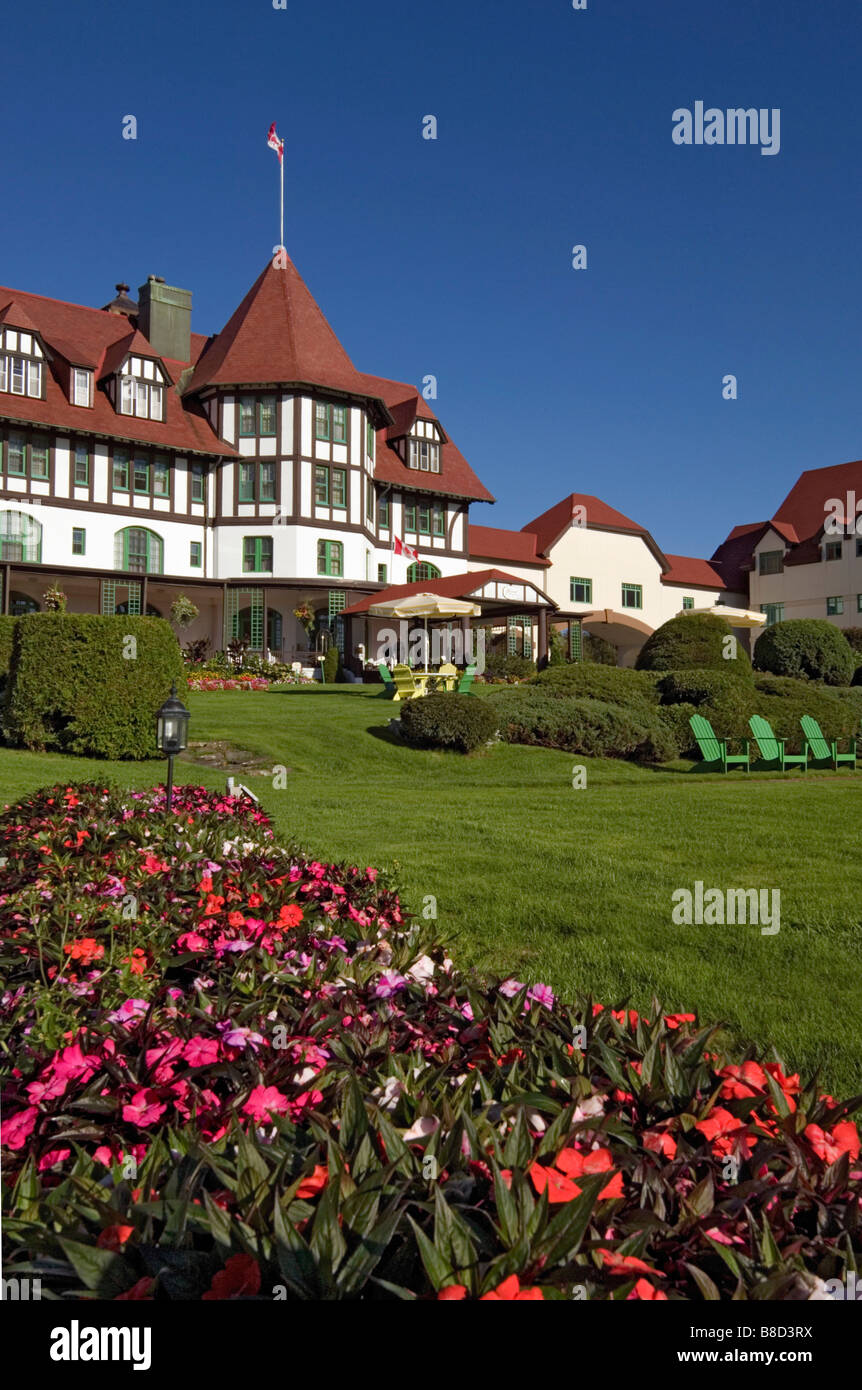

[583,633,617,665]
[659,671,862,746]
[3,613,184,759]
[482,652,537,682]
[0,615,16,691]
[533,664,661,707]
[400,693,499,753]
[485,688,678,762]
[636,613,752,677]
[753,619,856,686]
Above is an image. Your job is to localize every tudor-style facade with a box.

[0,257,494,665]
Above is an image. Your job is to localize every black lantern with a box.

[156,682,190,810]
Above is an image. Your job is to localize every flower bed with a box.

[1,783,860,1301]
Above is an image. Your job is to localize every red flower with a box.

[202,1254,261,1300]
[279,903,304,927]
[97,1224,135,1251]
[438,1284,468,1300]
[248,893,264,908]
[63,938,104,965]
[295,1164,328,1199]
[115,1277,155,1301]
[597,1249,661,1277]
[628,1277,668,1300]
[664,1013,696,1030]
[720,1061,767,1100]
[643,1129,677,1160]
[805,1122,860,1164]
[480,1274,544,1301]
[530,1146,622,1203]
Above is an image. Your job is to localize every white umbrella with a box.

[677,605,766,628]
[368,592,482,671]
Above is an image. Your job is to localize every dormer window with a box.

[116,355,167,420]
[0,337,43,398]
[408,438,440,472]
[71,369,92,407]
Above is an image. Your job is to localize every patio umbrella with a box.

[677,605,766,628]
[367,592,482,670]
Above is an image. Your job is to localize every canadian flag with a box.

[393,536,418,562]
[267,123,284,162]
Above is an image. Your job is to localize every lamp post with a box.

[156,682,190,811]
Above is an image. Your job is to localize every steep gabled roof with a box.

[524,492,668,569]
[99,328,173,382]
[468,524,550,567]
[0,298,43,336]
[661,554,726,589]
[0,283,234,456]
[186,256,383,403]
[771,459,862,543]
[710,522,766,592]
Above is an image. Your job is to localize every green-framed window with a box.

[332,468,347,509]
[760,603,784,626]
[0,510,42,562]
[6,434,25,475]
[237,462,275,503]
[366,478,375,522]
[378,496,390,528]
[315,402,330,440]
[112,450,130,491]
[190,462,205,502]
[406,561,441,582]
[260,462,275,501]
[317,539,343,576]
[72,527,86,556]
[239,397,256,436]
[759,550,784,575]
[133,458,150,493]
[333,405,347,443]
[115,526,163,575]
[857,594,862,613]
[30,437,49,479]
[377,563,388,584]
[314,466,330,505]
[682,596,694,610]
[190,541,202,567]
[366,418,375,457]
[827,596,844,616]
[238,462,255,501]
[404,503,417,532]
[73,445,89,485]
[153,457,169,497]
[621,583,642,610]
[432,505,445,536]
[570,577,592,604]
[243,536,273,572]
[824,540,842,561]
[258,397,276,436]
[417,504,431,534]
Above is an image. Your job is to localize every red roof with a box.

[342,568,552,615]
[468,524,550,566]
[524,493,650,551]
[771,459,862,542]
[0,283,234,457]
[710,522,766,593]
[661,554,726,589]
[187,256,383,401]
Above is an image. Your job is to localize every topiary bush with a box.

[0,615,16,696]
[484,688,677,762]
[753,619,856,686]
[636,613,752,678]
[842,628,862,653]
[481,652,537,683]
[656,702,699,758]
[583,633,617,665]
[533,664,661,707]
[399,693,499,753]
[322,647,341,684]
[750,674,862,744]
[2,613,183,759]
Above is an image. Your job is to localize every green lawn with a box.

[3,684,861,1095]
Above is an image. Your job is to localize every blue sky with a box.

[3,0,861,558]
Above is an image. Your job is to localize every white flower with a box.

[372,1077,404,1111]
[408,955,436,984]
[402,1115,440,1142]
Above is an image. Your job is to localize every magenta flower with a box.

[374,970,408,999]
[242,1085,289,1121]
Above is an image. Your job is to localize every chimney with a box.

[137,275,192,362]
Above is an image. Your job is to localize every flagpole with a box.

[280,148,284,250]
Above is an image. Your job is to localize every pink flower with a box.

[526,983,555,1011]
[2,1107,39,1150]
[374,970,407,999]
[499,978,525,998]
[37,1148,71,1171]
[242,1085,289,1121]
[183,1036,220,1067]
[122,1088,167,1127]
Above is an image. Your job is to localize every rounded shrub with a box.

[751,673,862,743]
[636,613,752,678]
[583,633,617,665]
[484,688,676,762]
[481,652,537,683]
[533,663,661,707]
[841,628,862,654]
[753,619,855,686]
[657,702,699,758]
[399,693,499,753]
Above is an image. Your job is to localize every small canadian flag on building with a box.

[266,123,284,162]
[393,536,418,562]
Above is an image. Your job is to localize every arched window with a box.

[0,510,42,562]
[8,592,39,615]
[407,561,441,582]
[114,527,164,575]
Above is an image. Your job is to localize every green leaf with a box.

[340,1074,370,1150]
[408,1215,452,1292]
[534,1173,603,1267]
[685,1261,721,1300]
[339,1205,402,1295]
[272,1195,320,1299]
[502,1110,532,1168]
[57,1237,134,1298]
[493,1165,519,1247]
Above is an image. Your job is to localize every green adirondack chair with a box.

[748,715,808,772]
[392,663,419,701]
[688,714,750,772]
[800,715,858,770]
[377,662,396,697]
[457,664,477,695]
